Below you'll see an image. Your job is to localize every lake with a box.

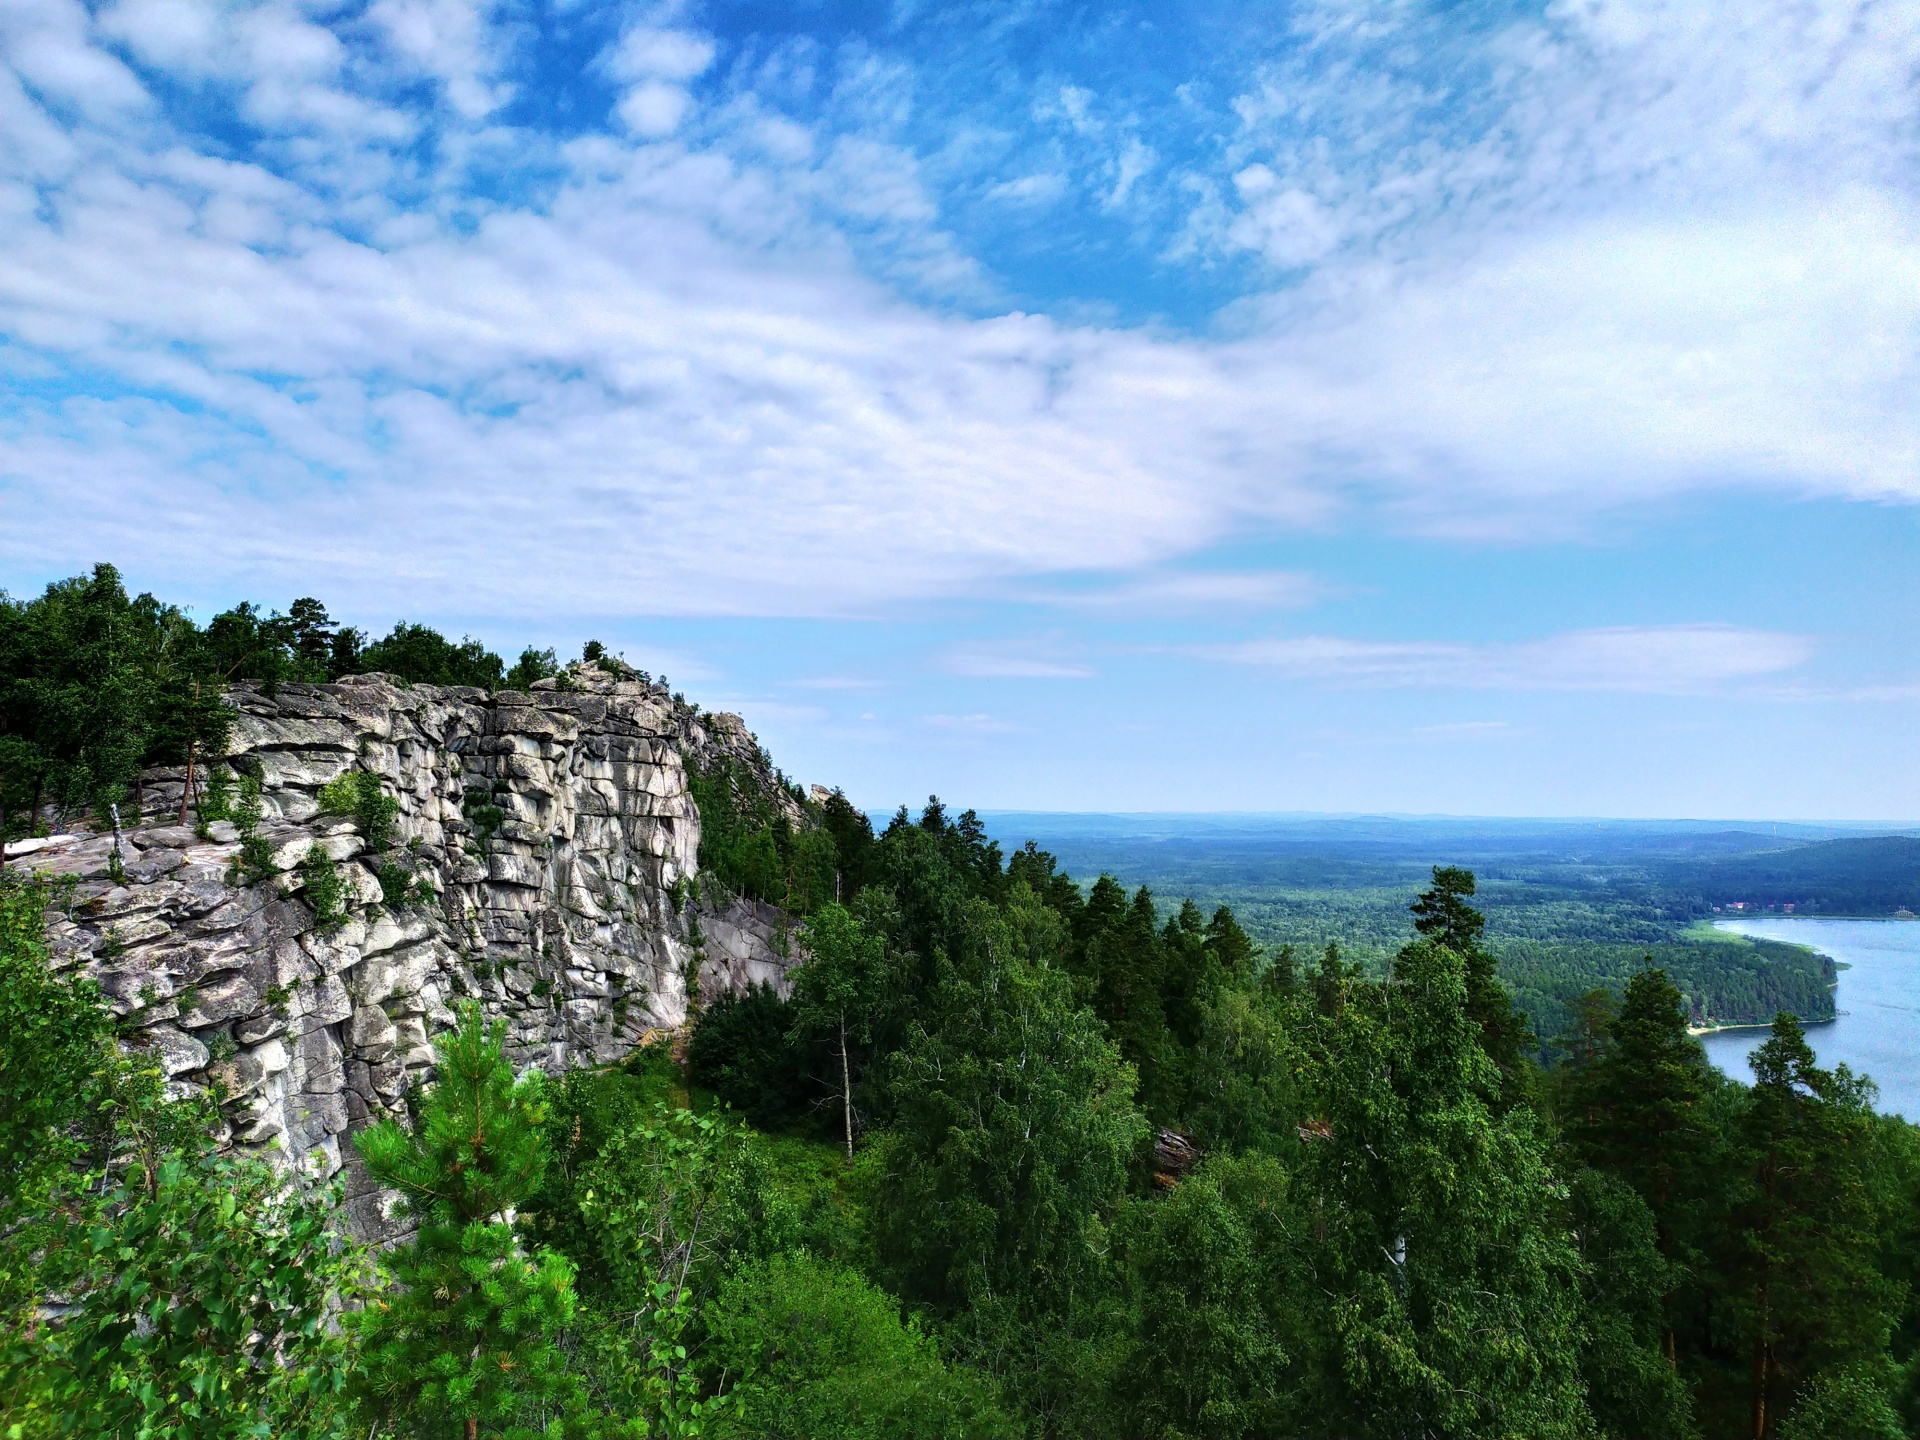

[1699,919,1920,1120]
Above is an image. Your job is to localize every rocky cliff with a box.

[4,665,800,1237]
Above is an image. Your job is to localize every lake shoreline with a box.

[1689,1016,1840,1038]
[1700,918,1920,1121]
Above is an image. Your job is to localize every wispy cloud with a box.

[789,675,889,692]
[939,640,1095,679]
[1026,571,1321,613]
[1204,626,1814,694]
[922,712,1021,734]
[1411,721,1519,739]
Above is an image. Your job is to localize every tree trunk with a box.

[840,1011,854,1162]
[467,1418,478,1440]
[178,737,196,826]
[1751,1282,1771,1440]
[0,795,8,871]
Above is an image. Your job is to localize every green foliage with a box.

[9,577,1920,1440]
[1684,836,1920,917]
[375,857,432,910]
[319,768,400,852]
[1004,825,1849,1041]
[865,888,1146,1324]
[358,621,507,689]
[686,757,837,913]
[0,872,108,1189]
[1777,1360,1907,1440]
[226,772,277,884]
[1720,1014,1899,1436]
[301,841,350,934]
[1290,937,1592,1438]
[1413,865,1534,1082]
[0,869,361,1440]
[1563,967,1708,1241]
[13,1155,362,1440]
[1566,1168,1695,1440]
[704,1253,1019,1440]
[790,903,889,1155]
[348,1004,588,1439]
[508,647,560,691]
[1114,1153,1299,1440]
[688,983,826,1131]
[1182,982,1298,1158]
[464,786,506,854]
[0,564,232,836]
[528,1079,753,1435]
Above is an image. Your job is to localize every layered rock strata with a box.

[6,667,798,1236]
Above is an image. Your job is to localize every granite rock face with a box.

[8,666,800,1237]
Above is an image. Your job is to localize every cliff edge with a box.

[5,664,800,1237]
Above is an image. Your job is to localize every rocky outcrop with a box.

[7,665,800,1237]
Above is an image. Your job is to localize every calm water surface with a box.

[1699,919,1920,1120]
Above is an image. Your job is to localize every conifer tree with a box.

[1411,866,1531,1079]
[1730,1015,1897,1439]
[1295,936,1591,1437]
[1563,966,1709,1377]
[1575,974,1706,1219]
[349,1004,586,1440]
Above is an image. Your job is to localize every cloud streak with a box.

[1205,626,1815,695]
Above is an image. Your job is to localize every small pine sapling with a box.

[346,1004,587,1440]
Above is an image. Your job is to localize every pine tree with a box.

[1575,972,1706,1228]
[1411,866,1531,1080]
[1730,1015,1897,1439]
[348,1004,586,1440]
[1565,966,1709,1371]
[1294,936,1592,1437]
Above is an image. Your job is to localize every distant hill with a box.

[1665,836,1920,916]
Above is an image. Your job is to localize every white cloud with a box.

[1205,625,1815,693]
[940,641,1095,679]
[1230,166,1340,267]
[365,0,512,119]
[0,0,1916,627]
[5,0,149,117]
[985,172,1066,206]
[619,81,690,137]
[1030,571,1320,613]
[609,25,714,83]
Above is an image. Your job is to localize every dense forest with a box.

[1675,837,1920,917]
[984,819,1898,1048]
[3,566,1918,1438]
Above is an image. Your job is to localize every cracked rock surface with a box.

[8,667,799,1239]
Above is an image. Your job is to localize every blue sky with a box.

[1,0,1915,818]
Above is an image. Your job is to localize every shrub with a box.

[300,843,349,935]
[319,770,399,853]
[703,1253,1019,1440]
[226,774,276,885]
[687,983,828,1132]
